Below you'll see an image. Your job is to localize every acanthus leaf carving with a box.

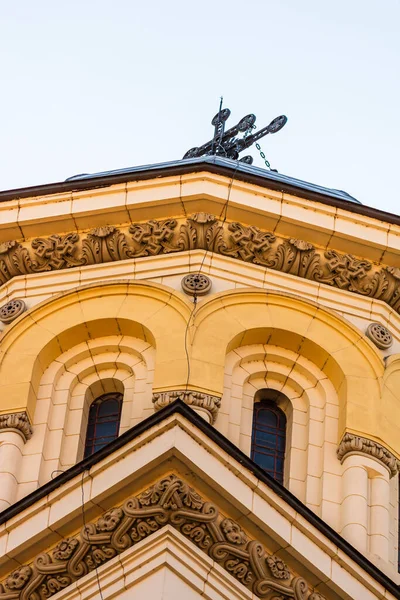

[0,241,33,284]
[267,238,322,280]
[81,227,133,264]
[337,433,400,477]
[0,475,325,600]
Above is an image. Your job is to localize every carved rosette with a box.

[0,411,32,441]
[0,299,27,324]
[337,433,400,478]
[0,215,398,317]
[152,390,221,424]
[366,322,393,350]
[0,474,325,600]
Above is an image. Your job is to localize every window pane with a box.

[84,392,122,458]
[251,398,286,484]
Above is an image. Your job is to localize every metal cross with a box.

[183,101,287,166]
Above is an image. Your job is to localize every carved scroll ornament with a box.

[0,215,399,316]
[337,433,400,477]
[0,411,32,441]
[0,475,325,600]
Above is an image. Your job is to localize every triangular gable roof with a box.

[0,401,398,599]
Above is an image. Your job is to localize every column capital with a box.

[152,390,221,424]
[0,411,32,442]
[337,433,400,478]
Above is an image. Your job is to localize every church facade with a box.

[0,156,399,599]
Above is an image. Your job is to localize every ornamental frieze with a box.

[0,474,325,600]
[0,215,399,315]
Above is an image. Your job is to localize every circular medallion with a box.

[0,299,27,324]
[366,322,393,350]
[181,273,212,297]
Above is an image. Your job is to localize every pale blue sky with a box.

[1,1,399,213]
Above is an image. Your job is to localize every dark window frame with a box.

[84,392,123,458]
[251,398,286,484]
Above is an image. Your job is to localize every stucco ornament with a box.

[0,475,325,600]
[337,433,400,477]
[0,411,32,441]
[0,214,398,313]
[152,390,221,423]
[181,273,212,297]
[366,322,393,350]
[0,299,27,324]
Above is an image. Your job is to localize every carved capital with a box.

[337,433,400,477]
[0,411,32,442]
[152,390,221,423]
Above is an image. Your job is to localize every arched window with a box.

[251,392,287,484]
[84,392,123,458]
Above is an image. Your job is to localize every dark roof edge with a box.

[1,157,400,228]
[0,400,398,597]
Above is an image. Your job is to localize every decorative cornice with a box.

[0,474,325,600]
[0,215,399,315]
[337,433,400,477]
[0,411,32,442]
[152,390,221,423]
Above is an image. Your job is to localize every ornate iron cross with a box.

[183,104,287,165]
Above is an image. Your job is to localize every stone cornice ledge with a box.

[337,433,400,477]
[152,390,221,424]
[0,411,32,442]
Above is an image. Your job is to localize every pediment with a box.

[0,473,324,600]
[0,405,397,600]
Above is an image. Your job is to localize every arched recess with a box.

[18,334,156,491]
[190,289,386,452]
[0,281,192,423]
[216,341,341,529]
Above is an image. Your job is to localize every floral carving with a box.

[0,475,325,600]
[0,215,398,318]
[4,567,32,591]
[82,227,133,264]
[267,238,322,280]
[152,390,221,423]
[0,240,33,284]
[266,555,290,580]
[221,519,248,544]
[337,433,400,477]
[52,539,79,561]
[31,234,83,271]
[0,411,32,441]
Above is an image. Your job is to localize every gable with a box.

[0,407,398,600]
[0,474,325,600]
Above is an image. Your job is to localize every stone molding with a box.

[0,474,325,600]
[0,214,398,314]
[0,411,32,442]
[152,390,221,423]
[337,433,400,477]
